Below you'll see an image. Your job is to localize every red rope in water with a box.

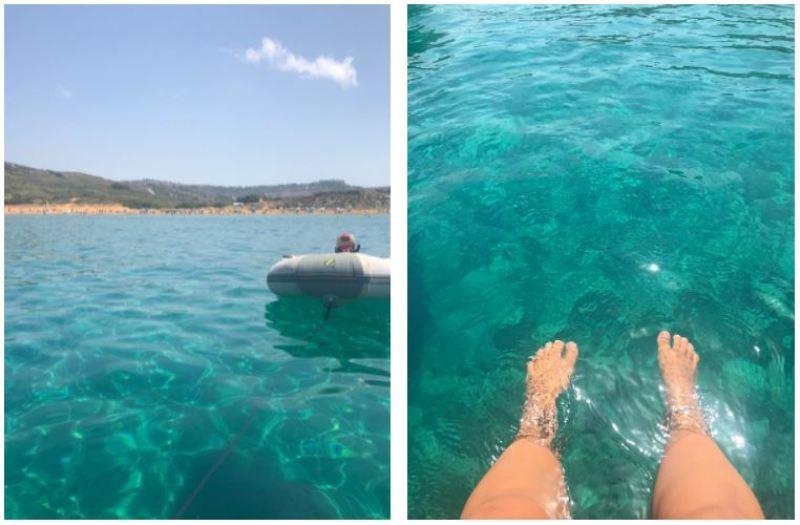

[172,414,255,519]
[173,301,331,518]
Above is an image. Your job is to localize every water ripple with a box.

[6,215,390,519]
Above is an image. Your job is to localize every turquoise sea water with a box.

[409,4,793,519]
[5,214,389,519]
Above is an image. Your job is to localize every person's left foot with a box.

[516,340,578,448]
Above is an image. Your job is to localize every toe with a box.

[543,341,554,357]
[686,341,695,357]
[565,341,579,369]
[553,340,565,357]
[673,333,682,352]
[658,331,671,350]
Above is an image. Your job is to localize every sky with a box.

[5,5,389,187]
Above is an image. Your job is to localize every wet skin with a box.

[461,333,765,520]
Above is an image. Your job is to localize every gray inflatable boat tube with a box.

[267,253,390,300]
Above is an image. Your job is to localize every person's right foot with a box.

[657,331,708,435]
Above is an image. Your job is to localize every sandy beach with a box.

[4,203,389,216]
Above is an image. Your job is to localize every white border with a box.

[390,0,409,521]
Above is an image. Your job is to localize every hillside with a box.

[5,162,388,210]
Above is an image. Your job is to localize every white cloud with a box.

[243,37,358,89]
[57,85,72,100]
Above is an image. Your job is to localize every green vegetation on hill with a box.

[5,162,389,209]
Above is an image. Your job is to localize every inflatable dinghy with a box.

[267,253,390,302]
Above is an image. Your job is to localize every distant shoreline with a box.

[4,203,389,216]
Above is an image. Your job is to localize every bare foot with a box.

[516,340,578,449]
[657,331,708,436]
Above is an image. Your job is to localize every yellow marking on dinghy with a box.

[324,256,335,266]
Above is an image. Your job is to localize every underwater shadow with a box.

[264,297,389,376]
[408,4,451,61]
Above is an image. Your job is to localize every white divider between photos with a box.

[389,1,408,521]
